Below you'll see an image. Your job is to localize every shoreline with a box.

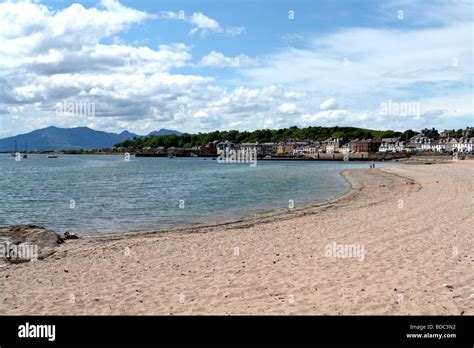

[0,157,385,237]
[3,151,467,164]
[1,161,472,315]
[84,162,414,243]
[48,160,432,239]
[80,167,360,240]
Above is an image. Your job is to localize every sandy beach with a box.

[0,161,472,315]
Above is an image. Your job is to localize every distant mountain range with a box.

[0,126,182,151]
[148,129,182,137]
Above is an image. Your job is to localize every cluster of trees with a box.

[440,129,465,138]
[115,126,418,150]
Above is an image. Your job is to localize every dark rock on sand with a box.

[0,224,63,264]
[63,231,79,240]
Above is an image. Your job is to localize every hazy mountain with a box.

[147,129,182,137]
[0,126,142,151]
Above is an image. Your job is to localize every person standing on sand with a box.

[371,161,375,168]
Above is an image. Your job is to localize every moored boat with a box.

[22,141,28,159]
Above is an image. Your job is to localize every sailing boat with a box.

[22,141,28,159]
[11,139,17,157]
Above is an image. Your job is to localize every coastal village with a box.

[113,126,474,160]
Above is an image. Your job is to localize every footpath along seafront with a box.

[0,161,472,315]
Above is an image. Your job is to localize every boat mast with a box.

[23,140,28,158]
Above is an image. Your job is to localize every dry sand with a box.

[0,161,472,315]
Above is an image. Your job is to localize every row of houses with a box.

[212,138,389,156]
[379,127,474,154]
[423,137,473,153]
[115,127,473,156]
[216,138,344,156]
[213,134,473,156]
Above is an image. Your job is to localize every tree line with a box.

[114,126,418,149]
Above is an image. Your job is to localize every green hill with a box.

[114,126,414,149]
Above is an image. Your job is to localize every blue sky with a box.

[0,0,472,137]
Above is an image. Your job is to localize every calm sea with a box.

[0,154,397,235]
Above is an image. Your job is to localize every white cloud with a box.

[1,0,471,137]
[0,0,179,76]
[319,98,338,110]
[0,1,214,135]
[199,51,258,68]
[223,26,246,36]
[277,103,298,114]
[280,33,304,43]
[0,0,148,54]
[180,85,306,131]
[189,12,220,31]
[302,109,349,123]
[244,23,472,94]
[376,0,473,26]
[4,43,192,76]
[242,12,473,129]
[159,11,245,37]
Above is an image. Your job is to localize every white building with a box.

[455,137,473,153]
[446,138,458,152]
[324,138,342,153]
[421,142,432,151]
[217,141,236,154]
[409,135,433,149]
[432,137,473,153]
[341,143,351,154]
[294,145,319,155]
[240,142,261,155]
[431,140,445,152]
[378,138,406,153]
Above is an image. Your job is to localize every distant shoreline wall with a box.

[135,152,409,161]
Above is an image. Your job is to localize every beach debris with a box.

[0,224,63,264]
[63,231,79,240]
[442,284,454,290]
